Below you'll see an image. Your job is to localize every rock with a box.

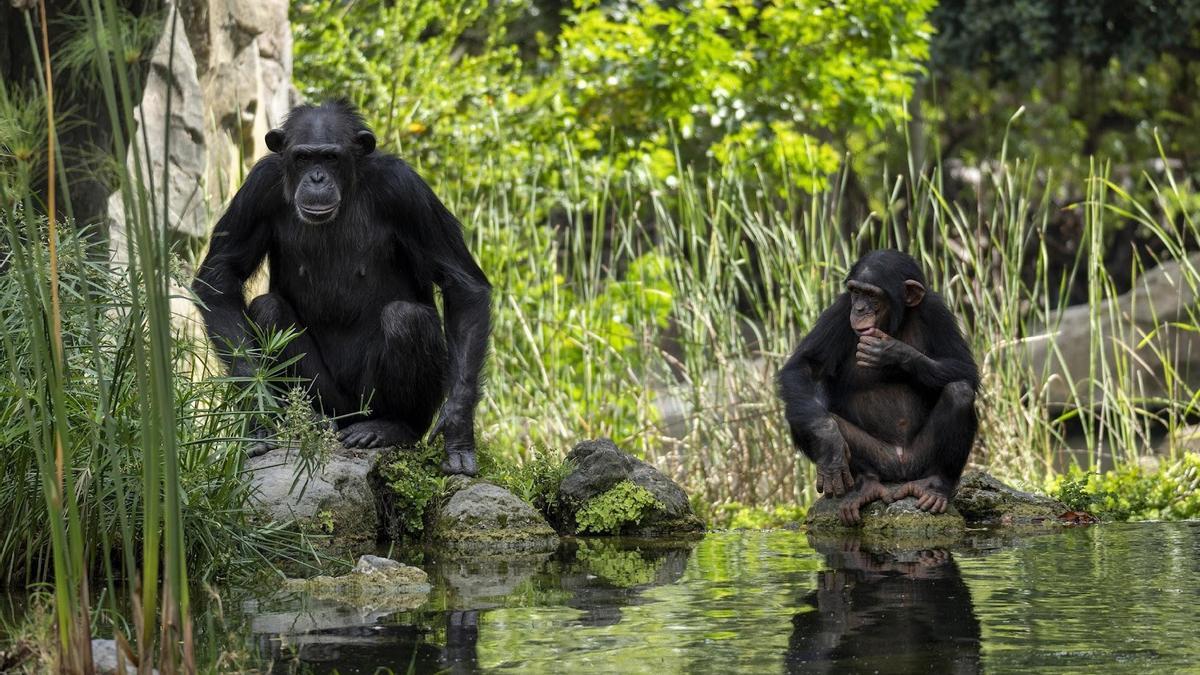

[953,471,1068,525]
[107,1,209,267]
[1020,252,1200,407]
[558,438,704,535]
[1156,424,1200,456]
[282,555,430,612]
[805,491,966,539]
[107,0,297,268]
[90,639,148,675]
[429,476,559,553]
[246,446,380,549]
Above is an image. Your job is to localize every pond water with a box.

[247,523,1200,674]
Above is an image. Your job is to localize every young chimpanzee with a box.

[777,250,978,524]
[193,101,491,475]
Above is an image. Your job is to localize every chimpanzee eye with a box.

[295,152,310,162]
[323,152,337,161]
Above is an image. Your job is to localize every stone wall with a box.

[107,0,294,264]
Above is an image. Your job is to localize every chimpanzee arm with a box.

[860,296,979,391]
[777,299,856,496]
[374,158,492,455]
[192,158,281,376]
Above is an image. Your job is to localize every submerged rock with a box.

[952,471,1068,525]
[246,446,380,550]
[429,476,559,553]
[806,491,966,538]
[283,554,430,612]
[557,438,704,535]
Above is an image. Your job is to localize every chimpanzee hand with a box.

[815,438,855,498]
[856,328,919,369]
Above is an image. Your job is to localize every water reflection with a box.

[786,534,981,674]
[254,538,697,672]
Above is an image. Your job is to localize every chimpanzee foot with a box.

[890,476,951,513]
[838,476,892,525]
[441,448,478,476]
[338,420,418,449]
[246,423,277,458]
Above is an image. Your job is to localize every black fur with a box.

[193,101,491,475]
[777,249,978,500]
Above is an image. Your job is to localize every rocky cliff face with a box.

[107,0,295,263]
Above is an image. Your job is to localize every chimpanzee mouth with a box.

[854,326,874,336]
[297,204,339,223]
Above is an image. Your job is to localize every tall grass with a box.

[446,134,1200,510]
[0,2,300,672]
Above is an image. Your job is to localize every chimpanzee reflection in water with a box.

[786,535,981,674]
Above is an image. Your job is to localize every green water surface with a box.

[250,523,1200,674]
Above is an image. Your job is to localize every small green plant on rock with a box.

[376,442,448,538]
[481,446,573,524]
[1052,454,1200,521]
[574,481,662,535]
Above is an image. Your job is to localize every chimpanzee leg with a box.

[834,415,907,482]
[828,417,899,525]
[244,293,355,456]
[247,293,356,413]
[338,301,448,449]
[890,381,977,512]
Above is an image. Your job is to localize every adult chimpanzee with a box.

[777,250,978,524]
[192,101,491,475]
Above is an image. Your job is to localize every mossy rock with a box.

[557,439,704,536]
[246,446,381,563]
[429,476,559,554]
[805,493,966,537]
[282,555,431,612]
[953,471,1068,525]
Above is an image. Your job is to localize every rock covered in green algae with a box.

[429,475,560,553]
[952,470,1068,525]
[557,438,704,536]
[283,555,431,611]
[805,492,966,537]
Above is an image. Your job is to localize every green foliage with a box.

[292,0,544,191]
[555,0,933,189]
[375,442,449,537]
[1052,454,1200,521]
[0,224,303,584]
[480,446,573,521]
[574,480,662,535]
[931,0,1200,77]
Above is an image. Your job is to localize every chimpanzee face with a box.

[847,280,887,335]
[265,113,376,225]
[846,277,925,335]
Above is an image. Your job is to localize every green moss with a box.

[375,442,448,538]
[575,481,662,535]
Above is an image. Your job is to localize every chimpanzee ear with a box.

[355,130,377,155]
[903,279,926,307]
[265,129,285,153]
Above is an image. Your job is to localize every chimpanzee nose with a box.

[311,171,326,184]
